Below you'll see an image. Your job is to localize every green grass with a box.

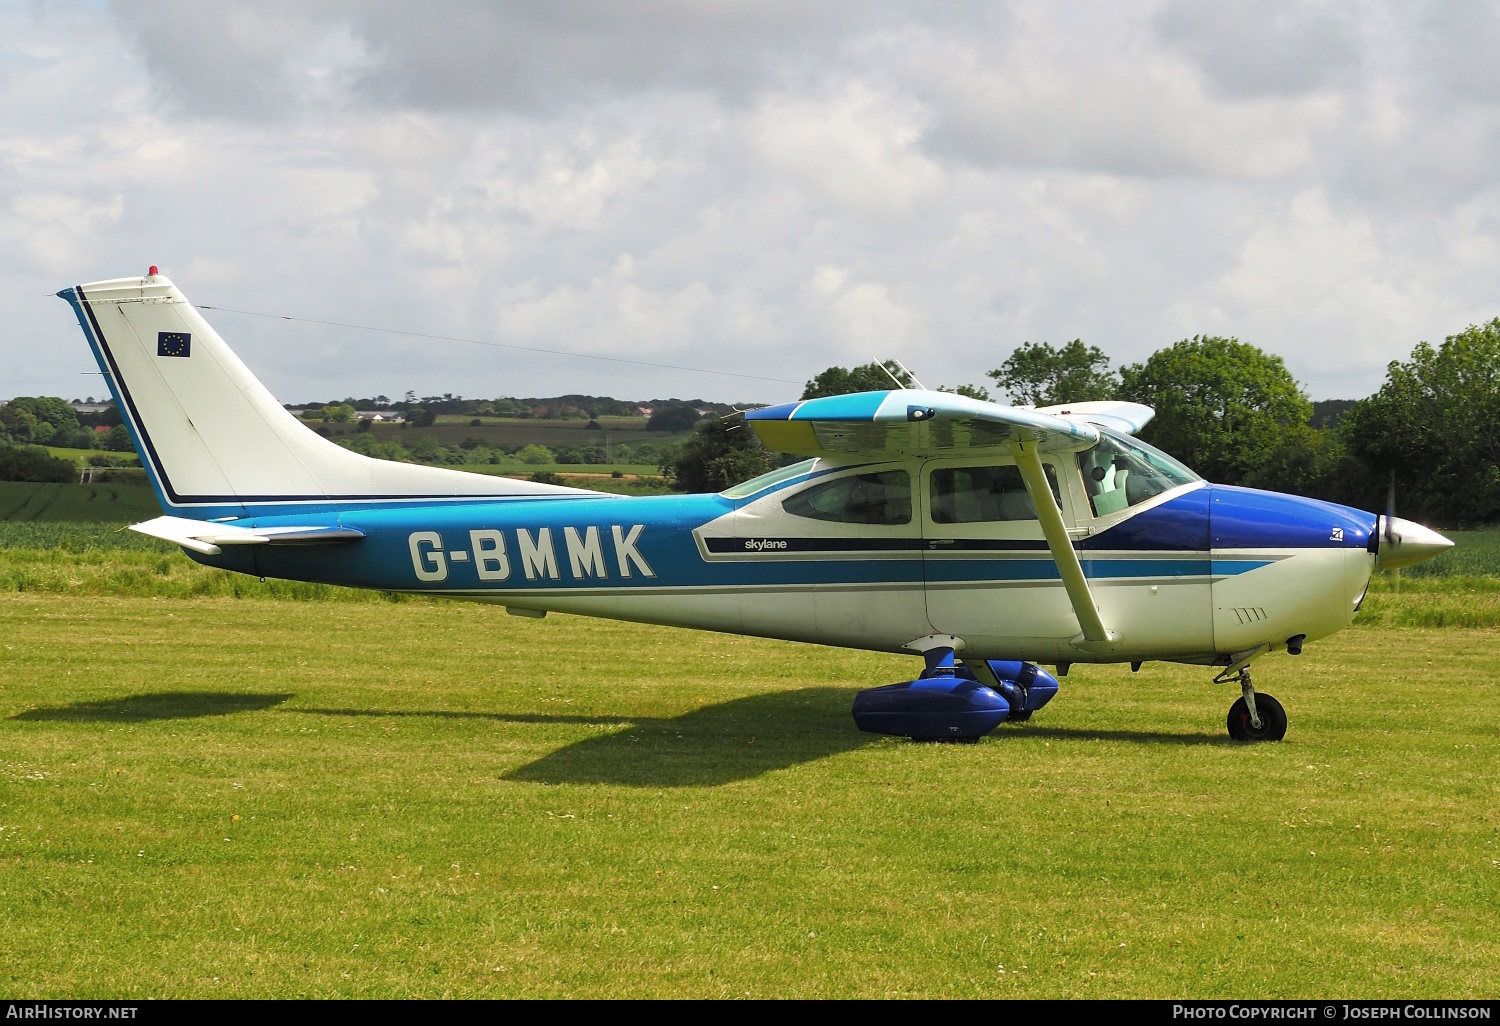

[0,598,1495,997]
[44,447,140,468]
[0,482,160,523]
[1402,528,1500,578]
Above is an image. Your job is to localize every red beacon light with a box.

[147,266,158,276]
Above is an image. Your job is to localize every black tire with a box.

[1227,692,1287,741]
[1006,709,1033,723]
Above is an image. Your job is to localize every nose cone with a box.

[1375,516,1455,570]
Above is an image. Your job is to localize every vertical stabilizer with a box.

[59,273,584,516]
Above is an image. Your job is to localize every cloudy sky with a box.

[2,1,1498,406]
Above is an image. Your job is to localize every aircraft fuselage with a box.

[196,465,1377,665]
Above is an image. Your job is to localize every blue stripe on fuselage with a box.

[190,489,1277,594]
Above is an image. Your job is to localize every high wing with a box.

[744,390,1103,458]
[1031,400,1154,436]
[746,390,1157,654]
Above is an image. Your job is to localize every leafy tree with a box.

[646,402,704,432]
[405,407,437,428]
[0,405,36,441]
[409,437,449,463]
[102,425,135,452]
[7,397,80,435]
[987,340,1116,406]
[669,416,771,492]
[320,403,355,423]
[1343,318,1500,523]
[1240,424,1350,498]
[800,361,912,400]
[938,383,991,401]
[0,444,75,483]
[656,442,683,477]
[339,434,411,462]
[1118,336,1311,485]
[516,444,554,465]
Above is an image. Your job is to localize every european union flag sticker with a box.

[157,332,191,358]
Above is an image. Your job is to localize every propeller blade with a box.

[1385,471,1396,545]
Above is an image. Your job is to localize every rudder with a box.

[59,273,581,517]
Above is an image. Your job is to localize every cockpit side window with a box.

[782,470,912,525]
[929,465,1061,524]
[1077,428,1200,517]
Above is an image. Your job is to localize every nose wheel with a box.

[1226,667,1287,741]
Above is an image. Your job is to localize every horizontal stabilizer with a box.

[130,515,364,556]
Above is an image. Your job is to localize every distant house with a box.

[71,402,113,414]
[353,411,402,422]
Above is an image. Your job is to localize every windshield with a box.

[720,459,818,499]
[1077,428,1199,517]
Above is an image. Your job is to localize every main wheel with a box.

[1006,709,1033,723]
[1227,692,1287,741]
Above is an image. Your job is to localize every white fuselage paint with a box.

[419,459,1376,664]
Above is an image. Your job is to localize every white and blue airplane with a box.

[59,272,1454,742]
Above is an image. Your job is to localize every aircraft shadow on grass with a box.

[300,686,872,788]
[1016,726,1229,747]
[297,690,1228,785]
[14,691,294,722]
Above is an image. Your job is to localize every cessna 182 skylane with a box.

[59,272,1453,742]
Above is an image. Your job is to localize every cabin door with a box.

[920,455,1083,658]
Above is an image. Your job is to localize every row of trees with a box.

[0,397,132,452]
[334,432,670,469]
[293,392,730,422]
[666,318,1500,524]
[977,325,1500,523]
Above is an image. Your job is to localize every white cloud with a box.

[3,1,1500,407]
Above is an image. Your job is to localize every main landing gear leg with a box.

[1224,665,1288,742]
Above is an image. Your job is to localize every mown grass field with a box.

[0,513,1497,996]
[0,599,1496,998]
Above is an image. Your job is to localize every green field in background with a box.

[0,482,159,523]
[0,470,672,526]
[44,447,140,468]
[1399,528,1500,577]
[313,416,695,453]
[0,599,1495,997]
[464,463,661,477]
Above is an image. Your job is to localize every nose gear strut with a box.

[1239,667,1261,730]
[1222,664,1288,742]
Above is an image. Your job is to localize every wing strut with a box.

[1012,440,1118,653]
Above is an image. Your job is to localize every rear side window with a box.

[782,470,912,525]
[929,464,1061,524]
